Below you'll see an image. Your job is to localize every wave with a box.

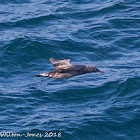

[0,0,140,139]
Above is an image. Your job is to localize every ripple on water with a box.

[0,0,140,140]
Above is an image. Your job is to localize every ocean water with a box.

[0,0,140,139]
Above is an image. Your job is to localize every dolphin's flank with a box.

[33,57,104,79]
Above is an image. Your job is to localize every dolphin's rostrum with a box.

[33,58,104,79]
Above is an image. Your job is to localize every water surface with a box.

[0,0,140,140]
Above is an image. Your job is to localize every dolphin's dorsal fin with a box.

[49,57,72,69]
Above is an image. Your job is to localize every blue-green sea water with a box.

[0,0,140,140]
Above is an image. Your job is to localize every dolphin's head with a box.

[85,65,104,73]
